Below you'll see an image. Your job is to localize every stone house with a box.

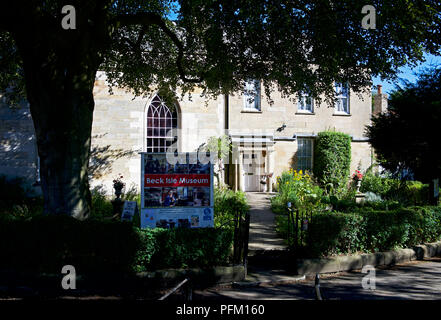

[0,72,388,194]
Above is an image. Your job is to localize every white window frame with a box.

[243,80,261,111]
[296,138,313,172]
[145,95,178,153]
[297,91,314,113]
[334,82,350,115]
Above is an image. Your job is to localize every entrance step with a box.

[233,270,305,288]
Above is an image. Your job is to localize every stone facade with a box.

[0,99,40,195]
[0,74,386,195]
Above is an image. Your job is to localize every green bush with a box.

[149,227,234,269]
[306,206,441,257]
[321,195,402,212]
[360,171,430,205]
[313,131,351,197]
[90,185,114,218]
[360,171,395,197]
[307,212,366,257]
[214,186,249,230]
[0,215,141,274]
[360,209,412,251]
[0,215,234,274]
[272,169,324,211]
[272,170,327,244]
[405,181,429,205]
[0,175,43,219]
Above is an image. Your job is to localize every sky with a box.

[372,53,441,95]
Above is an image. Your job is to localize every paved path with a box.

[194,258,441,300]
[246,192,286,252]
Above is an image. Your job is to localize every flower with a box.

[113,174,125,189]
[352,170,363,180]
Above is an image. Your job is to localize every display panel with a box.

[140,153,214,228]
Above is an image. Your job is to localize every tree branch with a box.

[113,12,203,83]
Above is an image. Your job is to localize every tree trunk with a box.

[29,72,96,219]
[14,32,101,220]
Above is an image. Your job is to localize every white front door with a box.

[242,152,263,192]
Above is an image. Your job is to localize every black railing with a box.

[232,211,251,270]
[286,206,312,251]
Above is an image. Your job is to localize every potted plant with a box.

[112,174,125,217]
[113,174,125,199]
[352,170,363,193]
[260,173,273,192]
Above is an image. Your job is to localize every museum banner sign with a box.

[144,174,210,187]
[140,152,214,229]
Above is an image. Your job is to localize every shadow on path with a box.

[246,192,286,252]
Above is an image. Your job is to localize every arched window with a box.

[146,95,178,153]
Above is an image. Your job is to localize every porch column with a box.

[238,152,244,191]
[268,148,275,192]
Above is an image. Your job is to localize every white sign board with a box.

[121,201,137,222]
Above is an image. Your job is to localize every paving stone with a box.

[246,192,286,251]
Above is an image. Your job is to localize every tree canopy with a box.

[0,0,440,218]
[2,1,441,102]
[366,67,441,182]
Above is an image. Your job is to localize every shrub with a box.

[214,186,249,230]
[361,171,430,205]
[360,171,399,197]
[122,183,141,204]
[405,181,429,205]
[364,191,382,202]
[149,227,234,269]
[360,209,412,251]
[313,131,351,197]
[273,169,324,211]
[306,206,441,257]
[0,215,234,274]
[90,185,114,218]
[0,175,43,219]
[272,170,326,246]
[0,215,140,274]
[307,212,366,257]
[90,184,142,220]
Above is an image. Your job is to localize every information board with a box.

[140,152,214,228]
[121,201,137,222]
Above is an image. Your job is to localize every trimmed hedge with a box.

[307,206,441,257]
[0,215,233,274]
[313,131,351,196]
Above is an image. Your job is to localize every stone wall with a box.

[227,83,373,184]
[0,99,41,195]
[91,76,225,194]
[0,75,375,195]
[228,84,371,140]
